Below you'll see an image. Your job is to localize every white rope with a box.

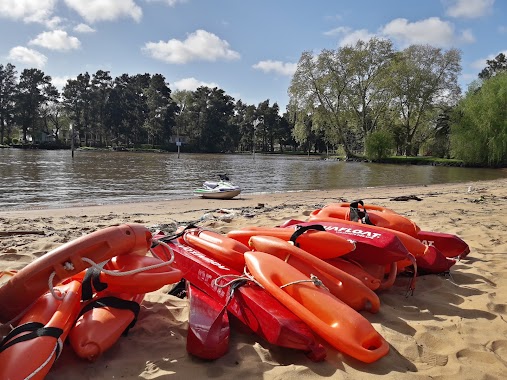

[151,239,175,264]
[280,274,329,291]
[213,266,264,289]
[24,340,60,380]
[46,244,174,300]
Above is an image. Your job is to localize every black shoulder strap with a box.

[81,266,109,301]
[349,200,374,225]
[289,224,326,246]
[154,224,198,245]
[77,296,141,336]
[0,322,63,355]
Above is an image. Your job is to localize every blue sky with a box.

[0,0,505,112]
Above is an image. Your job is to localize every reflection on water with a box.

[0,149,505,210]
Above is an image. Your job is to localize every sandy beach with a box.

[1,178,507,379]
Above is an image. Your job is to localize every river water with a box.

[1,149,505,210]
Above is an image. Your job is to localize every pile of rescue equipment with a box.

[0,201,469,378]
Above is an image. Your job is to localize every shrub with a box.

[365,131,394,160]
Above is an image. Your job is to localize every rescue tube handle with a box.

[289,224,326,246]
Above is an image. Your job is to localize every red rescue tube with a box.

[186,283,230,360]
[0,223,152,323]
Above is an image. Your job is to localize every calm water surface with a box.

[1,149,505,210]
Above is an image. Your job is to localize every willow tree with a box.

[288,49,352,156]
[388,45,461,156]
[341,38,395,145]
[451,73,507,166]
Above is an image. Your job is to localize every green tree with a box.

[183,86,236,152]
[365,130,394,160]
[143,74,178,147]
[0,63,17,143]
[91,70,113,145]
[289,49,352,155]
[15,68,58,143]
[478,52,507,80]
[62,73,92,144]
[342,38,395,144]
[451,72,507,166]
[388,45,461,156]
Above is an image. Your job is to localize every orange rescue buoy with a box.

[72,254,183,296]
[248,235,380,313]
[182,229,249,272]
[69,292,145,361]
[244,251,389,363]
[0,223,152,324]
[0,280,82,380]
[227,225,355,259]
[309,201,420,237]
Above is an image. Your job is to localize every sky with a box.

[0,0,505,112]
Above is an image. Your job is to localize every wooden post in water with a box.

[70,124,74,158]
[253,119,260,160]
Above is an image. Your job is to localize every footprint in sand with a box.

[0,253,21,261]
[487,301,507,314]
[456,348,499,364]
[417,345,449,366]
[490,340,507,363]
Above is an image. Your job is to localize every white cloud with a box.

[142,29,240,64]
[323,26,349,37]
[328,17,474,50]
[0,0,57,24]
[29,30,81,51]
[381,17,456,47]
[173,77,219,91]
[460,29,475,43]
[471,50,507,70]
[64,0,142,23]
[7,46,47,68]
[252,60,297,76]
[338,28,375,47]
[52,75,73,90]
[445,0,494,19]
[74,23,96,33]
[145,0,188,6]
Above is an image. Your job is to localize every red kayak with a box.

[151,233,326,362]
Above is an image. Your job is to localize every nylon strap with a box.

[154,224,198,245]
[77,296,141,335]
[81,266,108,301]
[349,200,374,225]
[289,224,326,246]
[0,323,63,355]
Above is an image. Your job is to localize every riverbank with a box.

[1,178,507,379]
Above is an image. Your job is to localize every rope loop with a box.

[280,274,329,291]
[47,248,175,301]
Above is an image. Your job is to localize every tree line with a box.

[0,39,505,166]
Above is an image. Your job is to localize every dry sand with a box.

[1,178,507,379]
